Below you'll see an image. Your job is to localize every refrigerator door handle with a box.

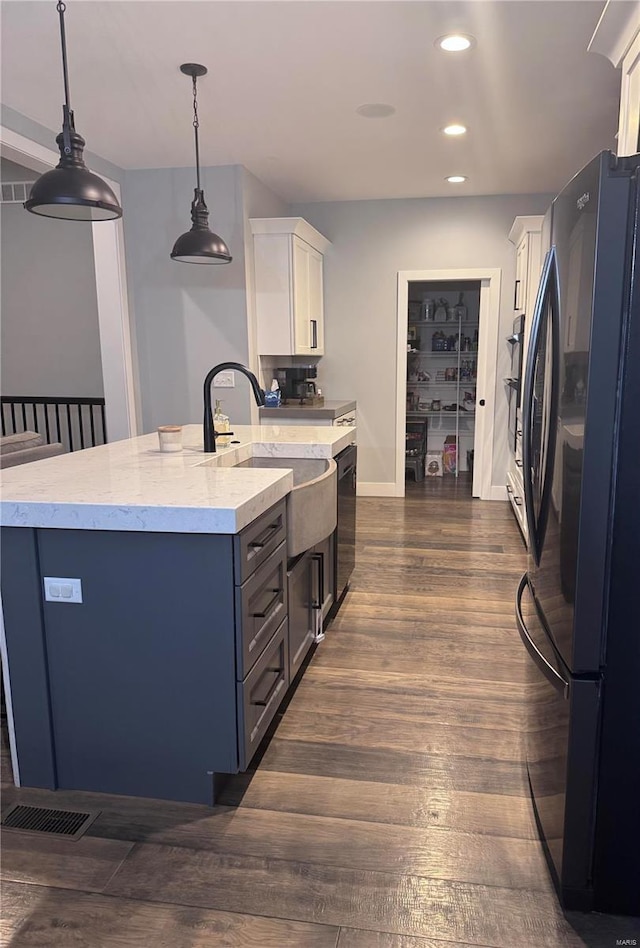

[522,246,560,564]
[516,573,569,698]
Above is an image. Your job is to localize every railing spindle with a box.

[66,404,74,451]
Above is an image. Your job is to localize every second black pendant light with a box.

[171,63,232,265]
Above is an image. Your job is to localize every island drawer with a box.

[234,499,287,585]
[235,539,288,679]
[237,617,289,770]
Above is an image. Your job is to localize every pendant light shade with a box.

[171,63,231,265]
[25,1,122,222]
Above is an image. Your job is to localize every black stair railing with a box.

[1,396,107,452]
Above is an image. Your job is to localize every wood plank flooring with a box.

[2,474,638,947]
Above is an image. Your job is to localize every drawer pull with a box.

[515,458,523,468]
[252,672,284,707]
[252,589,281,619]
[249,521,281,551]
[514,496,523,507]
[249,526,280,550]
[506,484,513,494]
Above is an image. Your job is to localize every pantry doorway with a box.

[395,268,501,500]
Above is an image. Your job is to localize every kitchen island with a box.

[0,424,354,805]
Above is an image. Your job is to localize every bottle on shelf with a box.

[454,291,468,322]
[434,298,448,321]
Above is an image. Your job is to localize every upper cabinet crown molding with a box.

[250,217,332,255]
[589,2,640,156]
[588,0,640,67]
[508,215,544,248]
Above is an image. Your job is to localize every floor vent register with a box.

[1,804,100,839]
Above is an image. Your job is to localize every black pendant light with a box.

[171,63,232,265]
[24,1,122,221]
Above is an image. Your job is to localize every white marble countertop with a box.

[0,424,355,534]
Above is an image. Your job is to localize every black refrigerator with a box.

[516,150,640,915]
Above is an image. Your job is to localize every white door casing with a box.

[0,124,138,443]
[396,268,502,500]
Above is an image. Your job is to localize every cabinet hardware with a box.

[311,319,318,349]
[252,674,283,707]
[514,279,521,310]
[515,459,523,468]
[514,496,522,506]
[252,589,281,619]
[249,521,280,550]
[479,399,485,406]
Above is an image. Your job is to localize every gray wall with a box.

[1,157,36,181]
[293,193,553,489]
[122,163,290,434]
[1,161,104,398]
[123,164,251,432]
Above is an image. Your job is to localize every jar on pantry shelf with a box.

[422,298,435,321]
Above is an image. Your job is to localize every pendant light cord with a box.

[57,0,72,155]
[192,75,201,192]
[57,1,71,109]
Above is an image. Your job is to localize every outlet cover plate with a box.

[214,371,235,388]
[44,577,83,604]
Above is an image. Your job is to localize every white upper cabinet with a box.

[251,218,331,356]
[508,215,544,380]
[588,4,640,157]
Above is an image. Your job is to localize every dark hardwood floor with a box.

[1,476,638,946]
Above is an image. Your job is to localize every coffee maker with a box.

[276,365,318,403]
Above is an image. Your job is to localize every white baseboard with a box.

[357,482,403,497]
[489,485,508,501]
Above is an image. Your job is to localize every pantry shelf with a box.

[406,287,481,480]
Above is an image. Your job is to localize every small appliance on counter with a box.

[276,366,322,404]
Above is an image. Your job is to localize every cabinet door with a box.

[287,552,315,680]
[312,534,334,621]
[292,237,325,356]
[515,235,529,311]
[308,246,324,354]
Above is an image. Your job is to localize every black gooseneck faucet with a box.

[203,362,265,453]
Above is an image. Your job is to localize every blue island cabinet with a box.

[0,498,289,805]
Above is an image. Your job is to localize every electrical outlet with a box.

[214,371,235,388]
[44,577,83,604]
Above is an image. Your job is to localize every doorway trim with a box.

[0,124,139,442]
[396,268,502,499]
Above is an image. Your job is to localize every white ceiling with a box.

[0,1,622,203]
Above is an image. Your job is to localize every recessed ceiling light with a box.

[443,124,467,136]
[436,34,475,52]
[356,103,396,119]
[446,175,468,184]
